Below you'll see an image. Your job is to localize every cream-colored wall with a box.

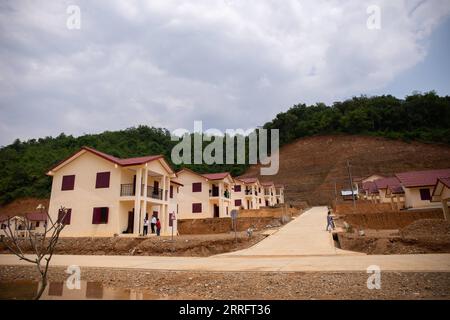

[48,151,122,237]
[176,172,211,219]
[441,186,450,200]
[404,187,437,208]
[378,189,391,203]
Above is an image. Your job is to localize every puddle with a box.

[0,280,162,300]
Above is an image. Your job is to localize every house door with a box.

[152,211,158,218]
[126,210,134,233]
[247,200,251,209]
[265,200,269,207]
[214,205,219,218]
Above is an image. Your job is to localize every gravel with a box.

[1,265,449,300]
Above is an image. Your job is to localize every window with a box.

[234,185,241,192]
[92,207,109,224]
[58,208,71,225]
[170,186,174,198]
[259,199,261,204]
[192,203,202,213]
[95,172,110,188]
[419,188,431,201]
[61,175,75,191]
[1,223,6,230]
[192,182,202,192]
[235,199,242,207]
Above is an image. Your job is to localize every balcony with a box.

[120,184,166,201]
[147,186,165,200]
[209,189,231,199]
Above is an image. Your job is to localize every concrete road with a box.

[1,253,450,272]
[224,206,347,256]
[1,206,450,272]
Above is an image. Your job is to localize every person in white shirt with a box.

[143,216,149,236]
[151,215,157,234]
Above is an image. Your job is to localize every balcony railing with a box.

[120,184,135,196]
[209,189,231,199]
[120,184,166,200]
[147,186,164,200]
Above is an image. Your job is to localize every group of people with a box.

[143,215,161,236]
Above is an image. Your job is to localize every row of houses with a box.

[357,169,450,218]
[1,147,285,238]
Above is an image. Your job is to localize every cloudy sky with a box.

[1,0,450,146]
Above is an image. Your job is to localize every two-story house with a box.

[176,169,234,219]
[261,182,276,207]
[275,184,285,205]
[46,147,177,237]
[233,177,263,210]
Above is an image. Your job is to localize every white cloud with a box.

[0,0,449,144]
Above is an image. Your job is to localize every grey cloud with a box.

[1,0,450,145]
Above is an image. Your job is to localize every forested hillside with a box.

[264,91,450,146]
[1,91,449,205]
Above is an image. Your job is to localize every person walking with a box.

[143,217,149,236]
[156,218,161,236]
[151,215,157,234]
[326,210,335,232]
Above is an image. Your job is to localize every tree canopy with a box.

[1,91,449,205]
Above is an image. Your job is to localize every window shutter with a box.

[420,188,431,201]
[92,208,101,224]
[192,183,202,192]
[96,172,110,188]
[192,203,202,213]
[170,186,174,198]
[61,175,75,191]
[58,208,71,225]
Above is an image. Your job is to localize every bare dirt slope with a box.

[0,198,49,217]
[242,135,450,205]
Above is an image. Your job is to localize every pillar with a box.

[134,168,142,235]
[442,199,450,221]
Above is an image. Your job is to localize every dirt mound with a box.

[242,135,450,205]
[0,233,267,257]
[400,219,450,240]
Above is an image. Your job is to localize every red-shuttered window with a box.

[235,199,242,207]
[192,182,202,192]
[57,208,72,225]
[170,186,174,198]
[96,172,110,189]
[92,207,109,224]
[234,185,241,192]
[192,203,202,213]
[61,175,75,191]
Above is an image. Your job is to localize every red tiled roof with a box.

[388,185,405,194]
[48,146,164,172]
[438,177,450,189]
[202,172,231,180]
[82,147,163,167]
[374,177,401,190]
[0,215,9,222]
[396,169,450,188]
[26,212,48,221]
[362,181,378,194]
[275,184,284,188]
[236,177,258,184]
[261,181,275,187]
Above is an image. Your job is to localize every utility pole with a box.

[334,180,337,204]
[347,160,356,208]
